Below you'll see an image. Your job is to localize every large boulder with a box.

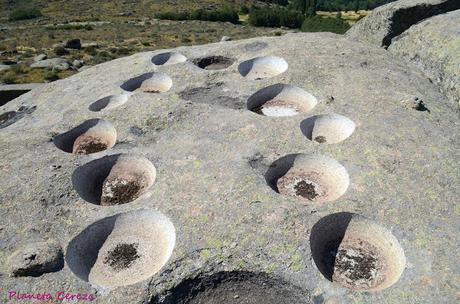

[346,0,460,47]
[389,10,460,105]
[30,58,70,71]
[0,32,458,302]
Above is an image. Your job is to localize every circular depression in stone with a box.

[300,114,355,144]
[72,154,156,205]
[89,94,130,112]
[151,271,310,304]
[247,84,317,117]
[66,209,176,288]
[53,119,117,154]
[121,72,172,93]
[265,153,349,203]
[192,56,234,70]
[310,212,406,291]
[238,56,288,80]
[152,52,187,66]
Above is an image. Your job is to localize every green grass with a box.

[301,15,351,34]
[9,8,42,21]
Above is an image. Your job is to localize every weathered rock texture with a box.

[389,10,460,105]
[346,0,460,47]
[347,0,460,105]
[0,27,459,304]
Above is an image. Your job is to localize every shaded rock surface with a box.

[64,39,82,50]
[346,0,460,47]
[347,0,460,105]
[389,10,460,105]
[8,242,63,277]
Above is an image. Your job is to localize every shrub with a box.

[44,70,59,82]
[93,51,115,64]
[11,64,28,74]
[249,7,304,28]
[9,8,42,21]
[84,45,97,56]
[301,15,351,34]
[1,72,17,84]
[116,47,132,56]
[240,5,250,14]
[156,7,240,24]
[54,46,69,56]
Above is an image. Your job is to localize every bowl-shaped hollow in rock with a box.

[238,56,288,80]
[310,212,406,291]
[247,84,317,117]
[66,209,176,288]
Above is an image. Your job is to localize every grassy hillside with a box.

[0,1,374,84]
[0,0,260,21]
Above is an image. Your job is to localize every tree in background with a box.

[293,0,317,16]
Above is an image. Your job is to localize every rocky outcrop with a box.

[30,58,70,71]
[346,0,460,105]
[346,0,460,48]
[389,10,460,104]
[0,83,44,106]
[0,32,458,302]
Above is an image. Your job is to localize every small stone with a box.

[72,59,83,68]
[30,58,70,71]
[34,54,47,62]
[82,42,99,49]
[8,241,63,277]
[64,38,82,50]
[221,36,231,42]
[0,64,11,72]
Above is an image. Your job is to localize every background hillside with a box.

[0,0,396,84]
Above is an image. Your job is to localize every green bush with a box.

[48,24,94,31]
[9,8,42,21]
[301,15,351,34]
[54,46,69,56]
[249,7,304,28]
[84,45,98,56]
[116,47,132,56]
[240,5,250,14]
[11,64,28,74]
[1,72,17,84]
[93,51,116,64]
[156,7,239,24]
[44,70,59,82]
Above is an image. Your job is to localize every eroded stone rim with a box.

[300,113,356,143]
[66,209,176,288]
[151,270,310,304]
[247,84,318,117]
[71,153,156,205]
[121,72,172,93]
[266,153,349,203]
[89,94,131,112]
[310,212,406,292]
[238,55,288,80]
[152,52,187,66]
[53,118,117,154]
